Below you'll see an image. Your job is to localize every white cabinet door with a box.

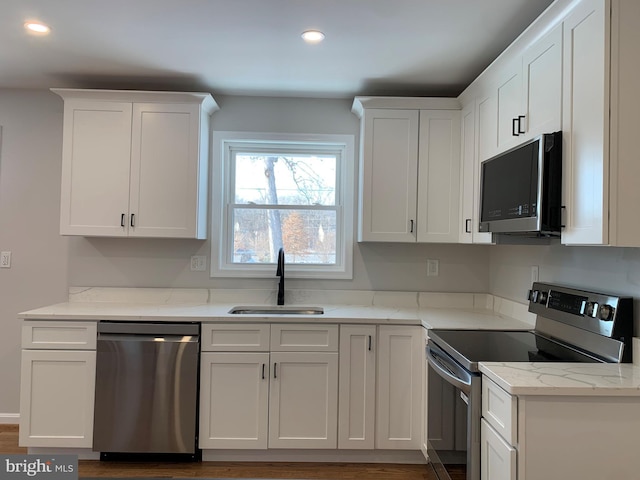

[54,89,215,239]
[59,100,132,236]
[19,349,96,447]
[359,109,419,242]
[199,352,269,449]
[269,352,339,449]
[459,103,475,244]
[376,326,423,449]
[476,91,498,163]
[522,23,563,137]
[562,0,609,245]
[481,419,517,480]
[338,325,376,449]
[416,110,461,243]
[459,102,493,245]
[496,59,524,152]
[130,102,204,238]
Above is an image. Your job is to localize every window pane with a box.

[232,208,337,265]
[234,154,336,206]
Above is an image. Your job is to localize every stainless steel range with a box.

[426,282,634,480]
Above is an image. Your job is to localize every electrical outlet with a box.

[190,255,207,272]
[427,259,439,277]
[0,251,11,268]
[531,265,539,285]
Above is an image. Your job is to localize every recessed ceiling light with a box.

[24,21,51,35]
[301,30,325,44]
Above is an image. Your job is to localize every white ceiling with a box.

[2,0,554,98]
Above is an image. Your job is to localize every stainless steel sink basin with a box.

[229,305,324,315]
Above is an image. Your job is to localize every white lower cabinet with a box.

[481,374,640,479]
[201,351,340,450]
[200,323,339,450]
[481,419,516,480]
[268,351,339,449]
[338,325,376,449]
[19,349,96,447]
[481,378,517,480]
[376,325,423,449]
[199,352,270,449]
[200,323,423,452]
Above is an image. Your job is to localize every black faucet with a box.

[276,248,285,305]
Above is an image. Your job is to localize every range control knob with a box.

[598,304,615,321]
[537,291,547,304]
[584,302,599,317]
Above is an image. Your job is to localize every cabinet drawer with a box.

[270,324,339,352]
[482,377,517,445]
[201,324,270,352]
[481,418,517,480]
[22,321,97,350]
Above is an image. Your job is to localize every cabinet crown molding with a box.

[351,96,460,118]
[51,88,219,114]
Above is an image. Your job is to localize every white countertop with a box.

[19,301,535,330]
[18,287,535,330]
[479,362,640,396]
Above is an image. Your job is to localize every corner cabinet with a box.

[19,321,97,448]
[352,97,461,243]
[52,89,218,239]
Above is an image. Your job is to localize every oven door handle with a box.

[427,344,473,395]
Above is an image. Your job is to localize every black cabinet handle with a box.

[121,213,126,227]
[410,219,414,233]
[518,115,526,134]
[368,335,372,351]
[465,219,472,233]
[130,214,135,227]
[262,363,265,380]
[512,118,520,136]
[273,363,277,379]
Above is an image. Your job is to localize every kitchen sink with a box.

[229,306,324,315]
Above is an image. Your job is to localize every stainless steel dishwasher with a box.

[93,321,200,460]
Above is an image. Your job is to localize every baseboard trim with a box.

[28,448,99,460]
[0,414,19,424]
[202,449,427,464]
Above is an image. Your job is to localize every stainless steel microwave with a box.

[479,131,562,236]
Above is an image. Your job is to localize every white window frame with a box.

[211,131,355,279]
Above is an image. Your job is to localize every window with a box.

[211,132,354,279]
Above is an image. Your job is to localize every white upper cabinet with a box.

[478,26,563,161]
[522,23,563,137]
[53,89,218,239]
[459,102,493,244]
[561,0,640,246]
[352,97,461,243]
[356,106,419,242]
[496,58,524,153]
[562,0,608,245]
[416,110,461,243]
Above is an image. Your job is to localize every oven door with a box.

[427,341,481,480]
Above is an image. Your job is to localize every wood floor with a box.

[0,425,464,479]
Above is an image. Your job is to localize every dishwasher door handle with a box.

[97,333,198,343]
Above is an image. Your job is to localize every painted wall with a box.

[0,90,490,416]
[0,90,69,417]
